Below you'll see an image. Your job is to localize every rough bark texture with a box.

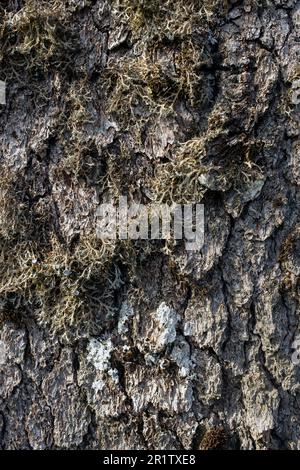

[0,0,300,450]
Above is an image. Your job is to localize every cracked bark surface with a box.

[0,0,300,450]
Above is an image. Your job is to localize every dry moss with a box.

[55,142,106,187]
[0,0,259,343]
[0,167,163,341]
[103,36,213,135]
[0,168,53,317]
[53,78,99,184]
[0,0,76,79]
[0,167,123,342]
[154,138,207,204]
[279,225,300,299]
[100,2,221,205]
[114,0,228,40]
[0,230,122,342]
[0,170,27,240]
[199,427,228,450]
[154,100,264,204]
[64,79,95,137]
[103,53,174,132]
[36,236,122,342]
[174,37,214,107]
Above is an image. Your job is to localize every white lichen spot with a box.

[154,302,180,350]
[144,353,158,366]
[0,81,6,105]
[87,338,120,392]
[292,79,300,105]
[92,378,105,392]
[183,320,196,337]
[87,338,113,372]
[108,368,119,384]
[170,336,192,378]
[117,302,134,335]
[0,340,7,366]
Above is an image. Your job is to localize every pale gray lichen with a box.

[0,340,6,366]
[87,337,119,392]
[153,302,181,351]
[170,336,192,378]
[87,338,113,373]
[117,302,134,335]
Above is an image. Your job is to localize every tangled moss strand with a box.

[0,0,77,80]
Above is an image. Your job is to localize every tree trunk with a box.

[0,0,300,450]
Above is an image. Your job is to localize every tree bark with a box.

[0,0,300,450]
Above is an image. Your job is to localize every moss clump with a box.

[54,142,106,187]
[0,0,76,79]
[114,0,228,40]
[63,79,95,137]
[174,37,214,107]
[36,236,122,342]
[199,427,228,450]
[154,138,207,204]
[0,169,28,241]
[0,167,123,342]
[53,78,100,186]
[0,168,53,317]
[103,36,213,136]
[154,99,264,204]
[0,167,163,341]
[0,229,122,342]
[0,234,121,342]
[279,66,300,138]
[103,53,176,132]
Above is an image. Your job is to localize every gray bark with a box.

[0,0,300,450]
